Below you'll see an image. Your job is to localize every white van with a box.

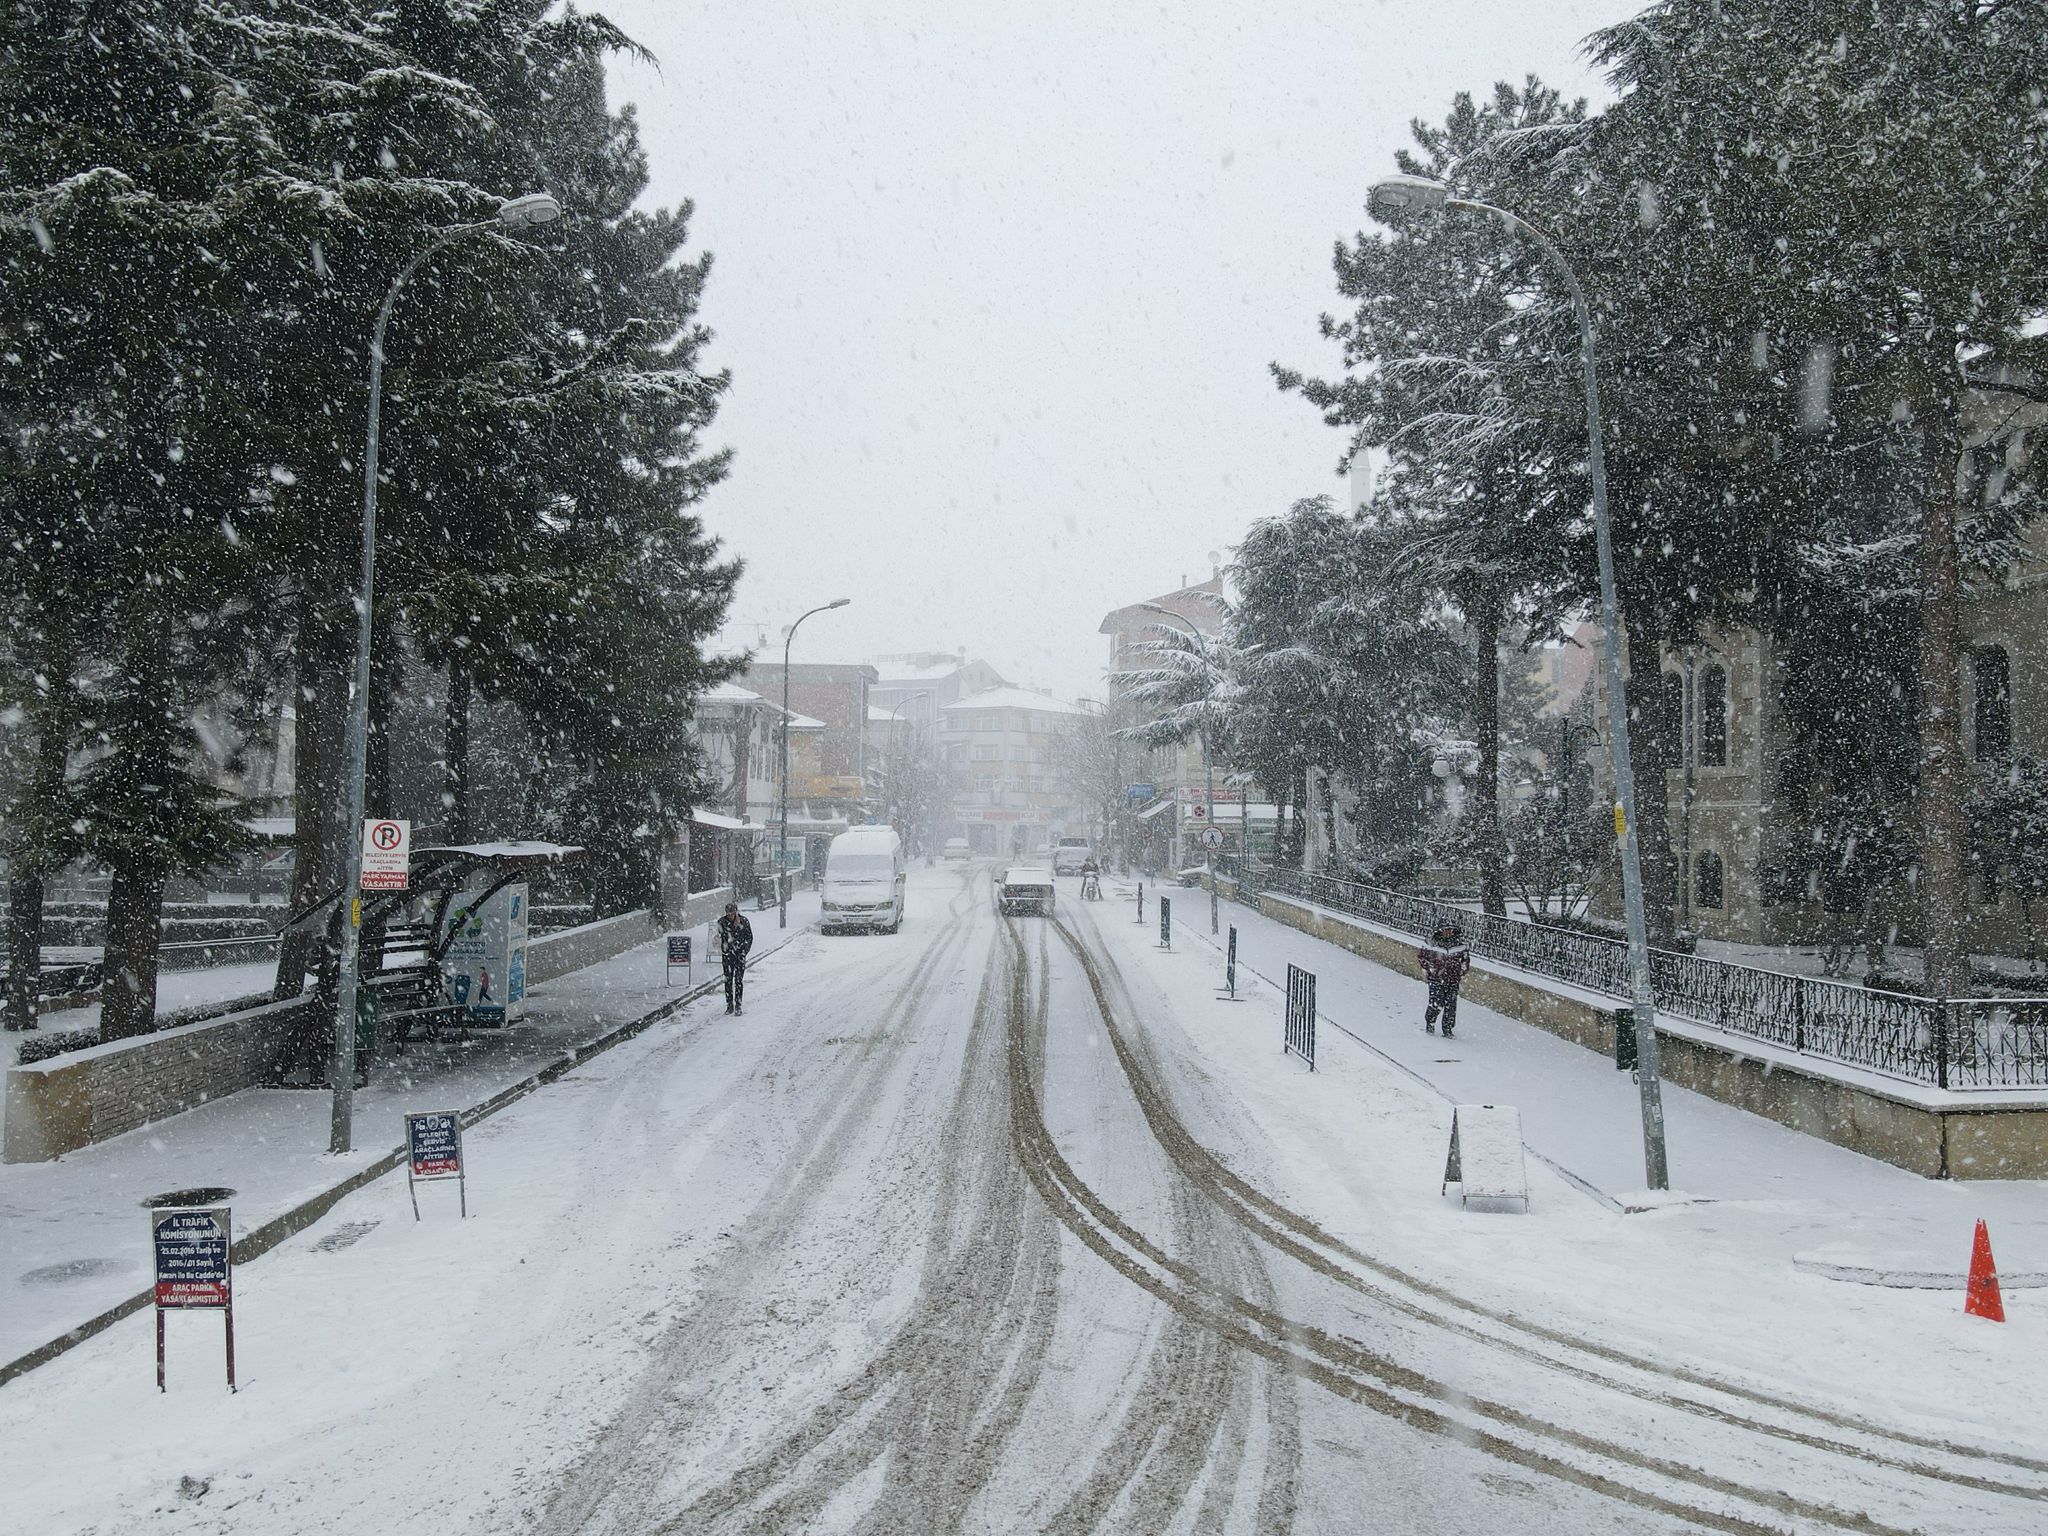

[821,826,907,934]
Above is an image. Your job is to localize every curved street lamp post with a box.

[778,599,851,929]
[1367,173,1669,1190]
[331,192,563,1156]
[1140,605,1222,936]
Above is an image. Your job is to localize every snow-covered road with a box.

[1,865,2042,1534]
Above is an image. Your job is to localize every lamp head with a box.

[497,192,563,228]
[828,597,851,609]
[1366,174,1451,222]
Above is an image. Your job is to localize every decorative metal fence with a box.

[1240,864,2048,1091]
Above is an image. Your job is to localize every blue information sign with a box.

[405,1110,467,1221]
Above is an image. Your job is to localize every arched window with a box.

[1697,663,1728,768]
[1972,645,2012,761]
[1657,670,1685,768]
[1695,850,1725,911]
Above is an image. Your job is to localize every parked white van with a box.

[821,826,907,934]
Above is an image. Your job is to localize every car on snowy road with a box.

[1051,837,1093,876]
[996,867,1056,916]
[942,837,972,862]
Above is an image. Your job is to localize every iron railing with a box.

[1239,864,2048,1091]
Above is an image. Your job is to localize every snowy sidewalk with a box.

[1110,880,2048,1278]
[0,893,820,1370]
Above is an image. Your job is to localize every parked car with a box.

[996,866,1056,916]
[942,837,973,862]
[821,826,907,934]
[1051,837,1093,876]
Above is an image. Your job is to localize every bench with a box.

[364,936,468,1049]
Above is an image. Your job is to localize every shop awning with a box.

[1135,797,1177,821]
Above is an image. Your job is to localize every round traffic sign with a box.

[370,821,403,851]
[1199,826,1226,849]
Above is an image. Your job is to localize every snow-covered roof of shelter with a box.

[868,704,918,723]
[243,817,294,839]
[783,710,825,731]
[691,810,766,833]
[416,840,582,863]
[697,681,767,705]
[942,687,1083,717]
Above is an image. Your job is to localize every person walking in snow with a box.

[718,902,755,1015]
[1417,921,1471,1038]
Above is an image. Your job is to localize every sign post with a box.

[1199,824,1224,935]
[665,932,693,988]
[1135,881,1145,925]
[405,1110,467,1220]
[1284,964,1317,1070]
[1158,896,1172,951]
[152,1205,234,1391]
[360,817,411,892]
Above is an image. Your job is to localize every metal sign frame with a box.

[1158,896,1172,950]
[665,931,693,988]
[405,1109,467,1220]
[152,1205,234,1391]
[1285,964,1317,1070]
[1135,881,1145,925]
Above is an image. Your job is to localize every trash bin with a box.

[1613,1006,1638,1072]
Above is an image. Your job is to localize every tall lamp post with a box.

[1139,604,1222,936]
[1367,172,1669,1189]
[331,191,562,1157]
[778,598,851,929]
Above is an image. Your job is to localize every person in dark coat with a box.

[717,902,755,1015]
[1417,921,1472,1037]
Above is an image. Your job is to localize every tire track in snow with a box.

[1009,911,1937,1536]
[1057,898,2048,1517]
[520,871,989,1536]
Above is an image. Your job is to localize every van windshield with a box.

[829,854,895,878]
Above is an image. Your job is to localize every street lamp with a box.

[883,690,930,831]
[330,191,562,1156]
[1368,172,1670,1189]
[778,598,851,929]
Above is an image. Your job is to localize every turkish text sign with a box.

[153,1207,231,1308]
[361,818,411,891]
[407,1110,463,1179]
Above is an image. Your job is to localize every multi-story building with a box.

[1584,384,2048,959]
[1099,572,1282,869]
[742,660,875,823]
[939,687,1085,858]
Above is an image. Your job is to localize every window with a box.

[1696,663,1728,768]
[1694,850,1725,911]
[1973,645,2012,761]
[972,744,998,761]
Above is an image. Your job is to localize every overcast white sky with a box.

[598,0,1640,699]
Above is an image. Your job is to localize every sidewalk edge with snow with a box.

[0,952,749,1390]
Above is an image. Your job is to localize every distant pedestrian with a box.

[1417,922,1471,1038]
[718,902,754,1015]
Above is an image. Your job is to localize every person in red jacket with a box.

[1417,922,1471,1037]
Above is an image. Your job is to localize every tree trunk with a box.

[1473,594,1507,917]
[444,654,472,845]
[275,602,353,999]
[1617,602,1679,945]
[4,688,70,1030]
[99,857,168,1039]
[1918,404,1971,998]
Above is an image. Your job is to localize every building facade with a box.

[939,688,1085,858]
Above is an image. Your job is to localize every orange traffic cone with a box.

[1964,1219,2005,1322]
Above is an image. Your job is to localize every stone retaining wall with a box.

[1238,882,2048,1180]
[3,888,736,1164]
[4,995,317,1163]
